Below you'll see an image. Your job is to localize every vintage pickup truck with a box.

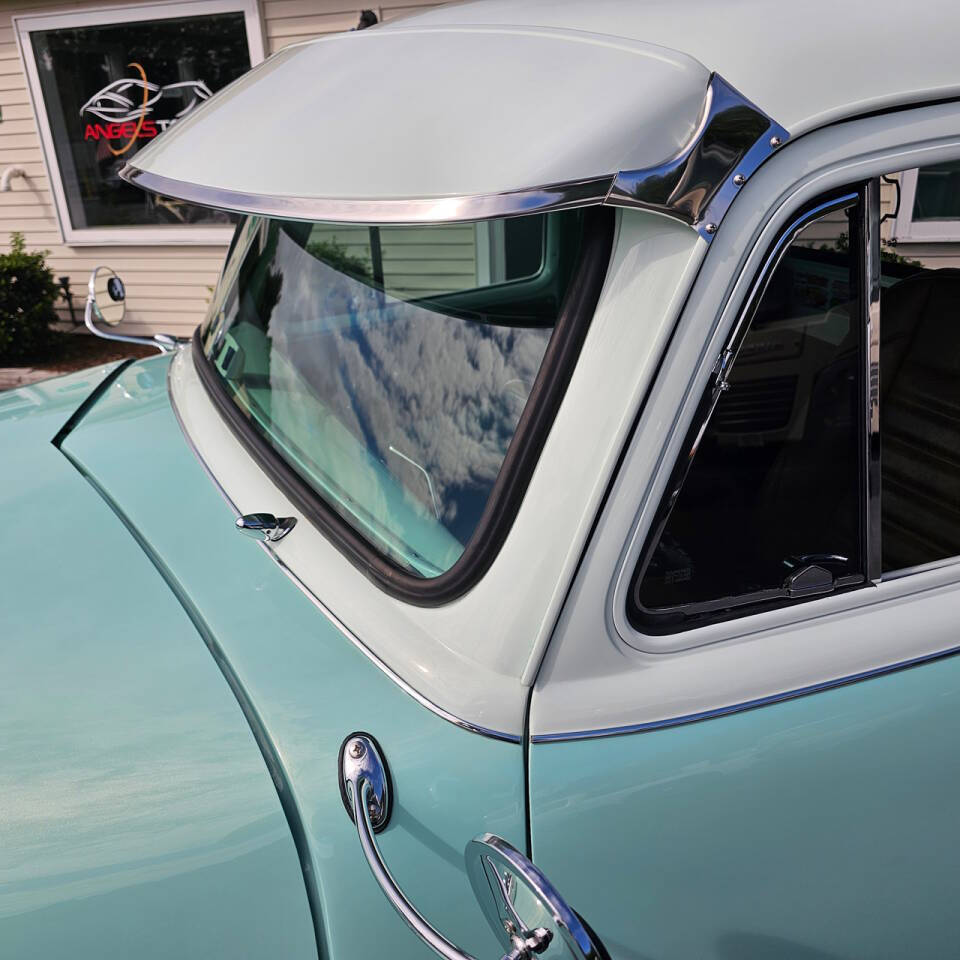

[3,1,960,958]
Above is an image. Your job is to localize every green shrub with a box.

[0,232,60,364]
[306,237,372,281]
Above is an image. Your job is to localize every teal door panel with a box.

[59,355,526,960]
[530,656,960,960]
[0,368,316,959]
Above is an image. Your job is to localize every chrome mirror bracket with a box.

[339,732,391,833]
[338,733,607,960]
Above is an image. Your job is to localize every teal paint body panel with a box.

[0,365,317,959]
[530,658,960,960]
[58,354,526,959]
[0,362,121,430]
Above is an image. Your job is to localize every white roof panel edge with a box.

[395,0,960,138]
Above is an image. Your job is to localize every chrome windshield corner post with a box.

[606,73,790,242]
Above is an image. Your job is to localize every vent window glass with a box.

[629,196,865,630]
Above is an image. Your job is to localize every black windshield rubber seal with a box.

[193,206,615,606]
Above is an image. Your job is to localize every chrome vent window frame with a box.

[119,73,789,243]
[622,188,871,634]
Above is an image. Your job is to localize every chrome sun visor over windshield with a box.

[117,27,789,241]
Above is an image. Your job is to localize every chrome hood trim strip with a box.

[166,354,521,744]
[120,73,788,239]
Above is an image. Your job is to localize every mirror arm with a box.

[340,734,550,960]
[84,294,176,355]
[341,734,480,960]
[84,265,177,355]
[352,779,480,960]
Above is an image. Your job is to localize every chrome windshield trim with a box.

[120,72,789,237]
[166,354,522,745]
[119,165,614,224]
[606,73,790,240]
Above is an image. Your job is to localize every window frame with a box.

[521,114,960,744]
[625,183,882,634]
[890,166,960,243]
[193,206,615,606]
[14,0,265,246]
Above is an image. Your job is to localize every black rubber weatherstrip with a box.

[193,206,615,606]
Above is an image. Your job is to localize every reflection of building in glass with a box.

[793,170,960,273]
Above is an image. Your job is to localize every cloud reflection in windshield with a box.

[264,229,552,546]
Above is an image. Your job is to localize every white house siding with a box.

[305,222,480,298]
[0,0,442,337]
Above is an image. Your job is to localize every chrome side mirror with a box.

[84,266,177,354]
[339,733,607,960]
[466,835,605,960]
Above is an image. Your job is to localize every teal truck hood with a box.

[0,362,316,958]
[11,353,525,959]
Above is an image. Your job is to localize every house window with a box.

[15,1,264,245]
[890,161,960,243]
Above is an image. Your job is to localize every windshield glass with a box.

[200,211,586,578]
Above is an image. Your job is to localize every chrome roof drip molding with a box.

[119,73,787,238]
[606,73,791,241]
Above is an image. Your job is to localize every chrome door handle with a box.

[339,733,605,960]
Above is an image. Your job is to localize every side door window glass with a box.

[881,166,960,571]
[891,161,960,242]
[629,194,866,631]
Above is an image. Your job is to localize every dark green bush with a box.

[0,232,60,364]
[306,237,372,281]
